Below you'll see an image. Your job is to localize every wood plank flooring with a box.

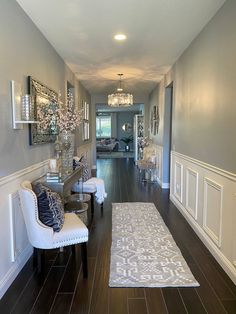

[0,158,236,313]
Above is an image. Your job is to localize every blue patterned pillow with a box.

[33,183,64,232]
[80,155,91,182]
[73,155,91,182]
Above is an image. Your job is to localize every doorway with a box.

[162,83,173,188]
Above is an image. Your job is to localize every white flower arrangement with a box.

[36,90,83,134]
[138,137,151,149]
[56,90,83,132]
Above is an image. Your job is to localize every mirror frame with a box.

[122,122,132,133]
[28,76,58,145]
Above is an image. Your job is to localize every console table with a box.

[37,166,83,198]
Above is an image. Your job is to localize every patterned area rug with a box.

[109,202,199,287]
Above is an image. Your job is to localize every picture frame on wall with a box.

[28,76,58,145]
[151,105,160,136]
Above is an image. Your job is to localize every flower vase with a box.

[60,130,75,175]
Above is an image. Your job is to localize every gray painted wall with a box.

[150,0,236,174]
[173,0,236,173]
[0,0,90,177]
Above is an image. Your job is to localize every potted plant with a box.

[121,136,133,152]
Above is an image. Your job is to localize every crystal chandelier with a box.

[108,74,133,107]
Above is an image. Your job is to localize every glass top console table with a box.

[36,166,83,198]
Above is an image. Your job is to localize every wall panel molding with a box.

[0,160,48,187]
[170,151,236,285]
[174,161,183,203]
[173,151,236,182]
[203,177,223,247]
[0,160,48,299]
[186,168,199,220]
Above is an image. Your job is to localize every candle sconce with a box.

[11,80,37,129]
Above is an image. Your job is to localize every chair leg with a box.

[101,202,103,215]
[81,242,88,278]
[36,249,45,278]
[90,193,94,219]
[71,244,76,255]
[33,247,38,269]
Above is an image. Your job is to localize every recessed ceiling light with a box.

[114,34,127,41]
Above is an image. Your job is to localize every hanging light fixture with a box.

[108,74,133,107]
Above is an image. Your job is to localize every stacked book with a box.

[46,172,61,182]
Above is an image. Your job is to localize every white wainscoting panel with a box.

[186,168,199,220]
[170,151,236,285]
[0,160,48,299]
[174,161,183,203]
[9,192,28,262]
[203,178,223,247]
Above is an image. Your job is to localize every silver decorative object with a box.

[21,95,34,121]
[60,130,74,175]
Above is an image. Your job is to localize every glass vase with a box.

[60,130,75,176]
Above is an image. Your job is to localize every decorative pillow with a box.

[33,183,64,232]
[79,155,91,182]
[73,156,83,170]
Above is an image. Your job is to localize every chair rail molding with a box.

[170,151,236,285]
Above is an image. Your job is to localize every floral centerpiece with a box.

[138,137,151,149]
[56,90,83,174]
[36,89,83,134]
[138,137,152,160]
[56,89,83,133]
[37,89,83,175]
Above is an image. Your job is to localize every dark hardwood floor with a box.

[1,158,236,313]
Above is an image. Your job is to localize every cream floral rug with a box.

[109,202,199,287]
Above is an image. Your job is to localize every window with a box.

[96,114,111,138]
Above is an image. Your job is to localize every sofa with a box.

[96,138,119,153]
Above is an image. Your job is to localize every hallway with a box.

[0,159,236,313]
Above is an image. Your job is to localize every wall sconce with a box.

[11,80,36,129]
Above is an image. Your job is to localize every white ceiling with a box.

[16,0,225,97]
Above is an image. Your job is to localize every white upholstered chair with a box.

[18,181,88,278]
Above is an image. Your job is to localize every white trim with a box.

[0,160,48,187]
[170,151,236,285]
[9,193,16,263]
[170,194,236,285]
[174,161,183,203]
[203,177,223,248]
[173,151,236,182]
[0,244,32,300]
[0,159,49,300]
[186,167,199,220]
